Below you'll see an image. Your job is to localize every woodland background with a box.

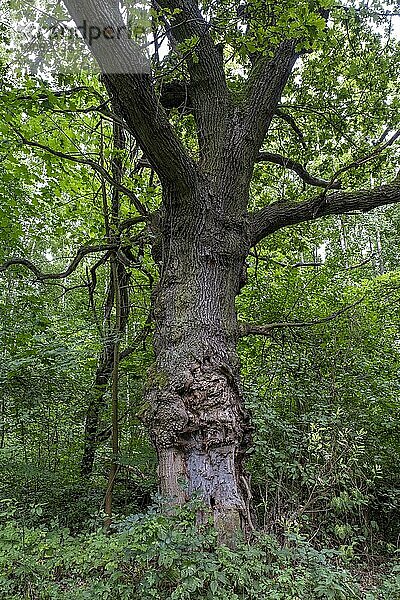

[0,0,400,598]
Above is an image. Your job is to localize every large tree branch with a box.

[238,297,364,338]
[0,245,117,281]
[250,180,400,245]
[63,0,196,190]
[240,8,331,158]
[241,41,299,154]
[155,0,226,91]
[257,152,341,189]
[155,0,229,160]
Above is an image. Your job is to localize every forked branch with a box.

[154,0,229,160]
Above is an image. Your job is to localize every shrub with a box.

[0,499,373,600]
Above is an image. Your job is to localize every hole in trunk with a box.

[209,496,216,508]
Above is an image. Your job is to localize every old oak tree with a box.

[2,0,400,537]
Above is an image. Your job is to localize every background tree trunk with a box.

[81,262,130,477]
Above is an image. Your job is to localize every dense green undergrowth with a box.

[1,501,399,600]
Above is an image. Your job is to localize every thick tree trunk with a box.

[146,183,252,539]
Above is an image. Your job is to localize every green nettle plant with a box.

[1,499,400,599]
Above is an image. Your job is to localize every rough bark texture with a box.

[145,181,252,535]
[250,182,400,245]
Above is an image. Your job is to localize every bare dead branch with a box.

[119,319,152,360]
[238,297,365,338]
[257,152,341,189]
[0,246,116,281]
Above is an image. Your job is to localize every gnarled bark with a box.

[145,184,253,536]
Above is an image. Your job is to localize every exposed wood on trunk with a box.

[144,182,253,534]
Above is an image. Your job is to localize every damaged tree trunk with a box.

[145,183,253,536]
